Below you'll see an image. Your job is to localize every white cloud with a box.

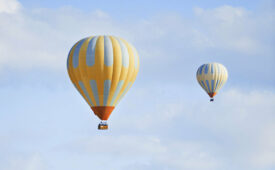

[0,0,21,14]
[1,4,273,89]
[183,89,275,169]
[45,87,275,170]
[249,124,275,168]
[0,79,274,169]
[0,8,117,72]
[193,5,274,55]
[61,135,221,170]
[3,154,47,170]
[194,5,246,23]
[0,4,274,75]
[0,2,274,170]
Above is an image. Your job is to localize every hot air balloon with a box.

[67,35,139,130]
[196,63,228,102]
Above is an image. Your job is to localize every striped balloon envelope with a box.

[67,35,139,129]
[196,63,228,102]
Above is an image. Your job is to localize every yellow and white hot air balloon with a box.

[67,35,139,130]
[196,63,228,102]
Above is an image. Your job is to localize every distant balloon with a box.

[196,63,228,102]
[67,35,139,130]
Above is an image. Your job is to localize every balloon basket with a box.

[98,121,108,130]
[210,98,214,102]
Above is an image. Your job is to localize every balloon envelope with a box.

[67,35,139,121]
[196,63,228,99]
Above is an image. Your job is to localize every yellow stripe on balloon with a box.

[106,36,122,106]
[112,39,134,105]
[68,40,93,106]
[94,36,105,105]
[78,37,99,106]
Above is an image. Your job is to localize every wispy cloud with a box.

[1,83,274,169]
[0,1,274,170]
[0,0,21,14]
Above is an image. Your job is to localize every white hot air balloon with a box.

[196,63,228,102]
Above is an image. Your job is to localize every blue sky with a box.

[0,0,275,170]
